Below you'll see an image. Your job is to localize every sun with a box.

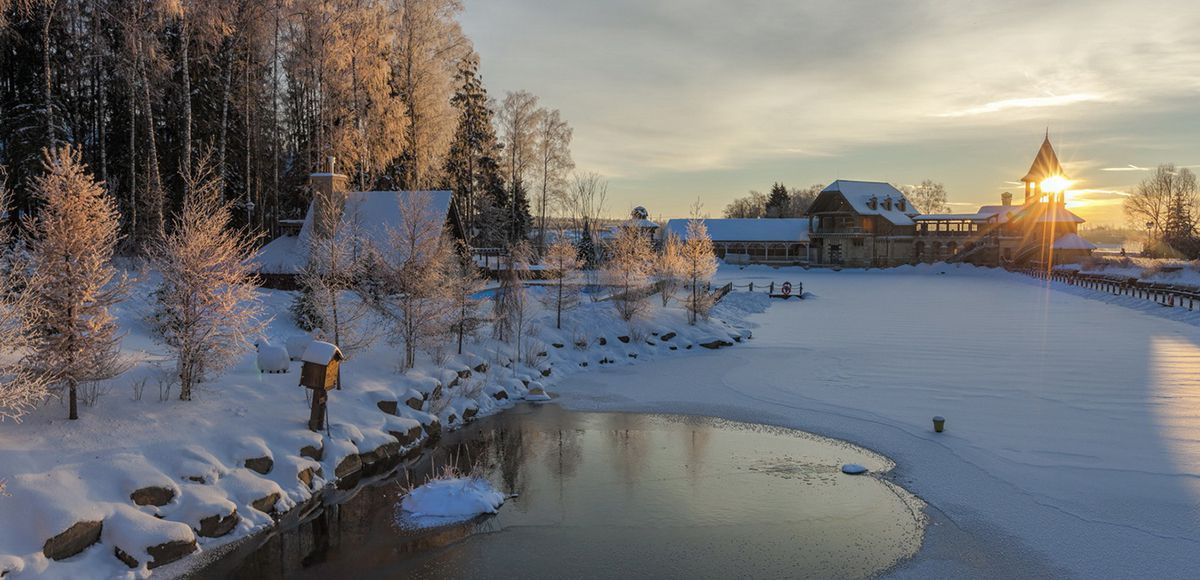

[1040,175,1072,194]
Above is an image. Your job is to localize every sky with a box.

[460,0,1200,226]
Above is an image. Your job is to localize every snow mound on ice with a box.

[398,477,505,528]
[841,463,868,475]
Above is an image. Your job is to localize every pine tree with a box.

[445,53,506,243]
[766,182,789,217]
[24,147,126,420]
[149,156,266,401]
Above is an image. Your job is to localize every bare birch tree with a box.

[540,235,582,329]
[149,156,266,401]
[680,214,719,325]
[492,240,534,366]
[602,225,653,321]
[0,169,49,422]
[654,232,685,307]
[446,241,485,355]
[24,148,127,420]
[379,192,452,369]
[532,109,573,252]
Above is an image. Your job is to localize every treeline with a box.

[0,0,573,250]
[1123,164,1200,258]
[723,179,950,218]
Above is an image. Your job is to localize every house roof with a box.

[1053,233,1097,250]
[819,180,919,226]
[1022,135,1067,183]
[664,218,810,243]
[1034,205,1086,223]
[301,340,343,364]
[253,190,454,274]
[913,213,985,221]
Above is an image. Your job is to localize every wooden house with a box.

[806,180,919,267]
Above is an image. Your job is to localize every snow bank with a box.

[397,477,505,527]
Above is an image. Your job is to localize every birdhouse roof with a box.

[301,341,343,365]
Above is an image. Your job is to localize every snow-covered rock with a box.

[397,477,505,528]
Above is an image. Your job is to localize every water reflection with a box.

[197,406,924,579]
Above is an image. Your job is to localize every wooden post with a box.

[749,282,754,292]
[308,389,327,432]
[770,281,774,294]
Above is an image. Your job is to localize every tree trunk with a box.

[68,378,77,420]
[41,1,57,151]
[218,41,234,191]
[180,13,192,183]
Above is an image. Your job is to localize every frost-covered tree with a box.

[446,53,506,243]
[532,109,573,252]
[493,240,534,365]
[903,180,950,214]
[446,241,485,355]
[379,192,453,369]
[654,232,686,307]
[150,157,266,401]
[23,148,127,420]
[541,235,583,329]
[0,170,49,422]
[497,91,541,244]
[293,186,380,357]
[680,216,719,325]
[602,224,654,321]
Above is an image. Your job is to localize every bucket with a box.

[932,416,945,433]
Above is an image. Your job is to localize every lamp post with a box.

[1146,221,1154,256]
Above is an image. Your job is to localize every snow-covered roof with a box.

[913,213,985,221]
[1053,233,1097,250]
[664,218,811,243]
[1036,205,1085,223]
[301,340,343,364]
[819,180,919,226]
[976,205,1017,223]
[253,190,454,274]
[628,218,660,229]
[251,235,304,274]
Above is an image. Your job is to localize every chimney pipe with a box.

[1001,192,1012,207]
[328,156,336,174]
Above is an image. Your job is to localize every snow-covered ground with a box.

[0,272,751,578]
[556,264,1200,578]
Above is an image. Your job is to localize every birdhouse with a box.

[299,341,343,391]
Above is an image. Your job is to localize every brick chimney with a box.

[1001,192,1013,207]
[309,156,349,238]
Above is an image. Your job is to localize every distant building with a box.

[914,134,1094,266]
[253,163,464,288]
[806,180,920,267]
[664,218,811,264]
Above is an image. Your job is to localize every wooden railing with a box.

[1012,266,1200,310]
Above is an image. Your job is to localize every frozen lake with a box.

[555,265,1200,577]
[196,407,924,579]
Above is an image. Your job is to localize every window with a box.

[852,239,864,247]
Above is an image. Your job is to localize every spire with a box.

[1022,133,1067,183]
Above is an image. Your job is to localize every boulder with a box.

[297,467,321,489]
[42,520,103,561]
[457,369,472,379]
[617,336,630,343]
[334,455,363,480]
[669,346,678,351]
[661,332,676,341]
[492,389,509,401]
[129,486,175,507]
[197,510,239,538]
[473,362,489,373]
[597,337,607,345]
[146,539,198,569]
[579,361,588,367]
[552,343,565,349]
[646,340,656,346]
[628,353,638,359]
[405,396,424,411]
[699,340,733,350]
[250,493,281,516]
[114,547,138,568]
[376,400,399,415]
[244,456,274,475]
[423,420,442,447]
[463,407,479,421]
[540,368,552,377]
[389,425,423,447]
[300,444,323,461]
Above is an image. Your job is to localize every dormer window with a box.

[898,199,906,211]
[867,196,878,210]
[882,197,893,211]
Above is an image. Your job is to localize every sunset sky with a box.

[461,0,1200,226]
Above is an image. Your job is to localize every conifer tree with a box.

[24,148,126,420]
[446,53,506,243]
[149,156,266,400]
[766,182,789,217]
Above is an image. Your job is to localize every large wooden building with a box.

[806,180,920,267]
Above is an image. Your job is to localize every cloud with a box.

[937,94,1109,118]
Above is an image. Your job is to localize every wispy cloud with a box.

[1102,164,1200,171]
[937,93,1107,118]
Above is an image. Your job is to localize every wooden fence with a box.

[1012,266,1200,311]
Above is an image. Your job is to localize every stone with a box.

[537,351,548,358]
[669,346,677,351]
[129,486,175,507]
[457,369,472,379]
[298,467,320,488]
[389,425,423,447]
[521,379,530,387]
[405,396,424,411]
[574,340,588,349]
[540,368,552,377]
[376,400,399,415]
[186,475,206,484]
[463,407,478,421]
[334,454,363,480]
[446,413,459,425]
[424,420,442,447]
[617,336,630,343]
[244,456,274,475]
[552,343,565,348]
[598,337,607,345]
[42,520,103,560]
[661,332,676,341]
[579,362,588,367]
[628,353,638,359]
[841,464,869,475]
[430,384,443,401]
[114,547,138,568]
[699,340,733,350]
[146,539,198,569]
[198,510,239,538]
[300,444,323,461]
[651,332,660,336]
[251,493,281,515]
[492,389,509,401]
[686,345,693,350]
[473,362,489,373]
[646,340,656,346]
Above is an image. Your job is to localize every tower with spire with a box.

[1021,130,1068,203]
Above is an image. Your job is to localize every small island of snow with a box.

[397,477,506,528]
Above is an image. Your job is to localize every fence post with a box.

[749,282,754,292]
[770,281,774,294]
